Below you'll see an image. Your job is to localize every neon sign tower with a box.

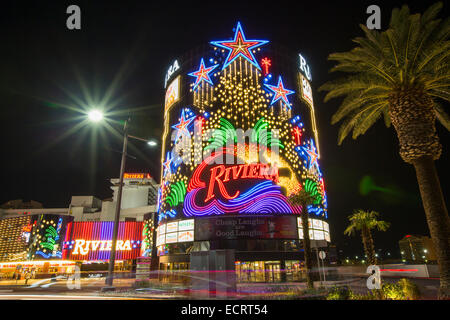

[158,22,329,279]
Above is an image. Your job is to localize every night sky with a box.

[0,0,448,259]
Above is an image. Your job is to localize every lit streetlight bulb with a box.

[147,140,157,147]
[88,109,104,122]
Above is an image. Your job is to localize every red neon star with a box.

[226,31,259,61]
[210,22,268,70]
[304,139,319,170]
[188,59,218,91]
[162,153,173,177]
[171,109,195,142]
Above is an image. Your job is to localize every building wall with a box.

[0,216,32,262]
[70,196,101,208]
[99,201,155,222]
[0,208,69,220]
[112,186,150,209]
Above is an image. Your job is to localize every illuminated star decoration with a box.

[210,22,268,70]
[264,76,295,108]
[188,58,219,91]
[162,152,173,177]
[295,138,319,171]
[171,108,196,143]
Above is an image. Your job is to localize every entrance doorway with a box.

[264,261,281,282]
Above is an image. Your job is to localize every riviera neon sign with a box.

[72,239,133,255]
[124,173,151,179]
[182,148,300,217]
[205,163,279,202]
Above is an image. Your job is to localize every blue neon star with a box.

[264,76,295,108]
[296,139,319,171]
[210,22,268,70]
[188,58,219,91]
[162,152,173,177]
[171,109,195,143]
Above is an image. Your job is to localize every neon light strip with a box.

[0,261,75,269]
[35,250,62,259]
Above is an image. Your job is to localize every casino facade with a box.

[157,22,330,282]
[0,175,158,279]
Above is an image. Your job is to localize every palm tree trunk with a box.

[361,229,370,264]
[361,228,376,265]
[302,212,314,289]
[366,229,377,266]
[411,155,450,299]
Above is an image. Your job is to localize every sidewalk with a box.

[0,277,136,288]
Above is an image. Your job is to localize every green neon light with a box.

[252,117,284,149]
[304,179,322,204]
[39,225,58,251]
[205,118,237,151]
[166,181,187,207]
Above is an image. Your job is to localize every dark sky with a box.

[0,0,448,259]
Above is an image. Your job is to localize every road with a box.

[0,275,440,299]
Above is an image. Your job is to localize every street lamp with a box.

[86,112,157,291]
[88,109,103,122]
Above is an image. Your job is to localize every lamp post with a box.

[86,111,157,290]
[104,117,130,289]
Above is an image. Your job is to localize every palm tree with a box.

[289,188,317,289]
[344,210,390,266]
[319,3,450,298]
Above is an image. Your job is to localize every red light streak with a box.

[380,269,418,272]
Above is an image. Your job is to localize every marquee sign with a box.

[123,173,151,179]
[71,239,133,255]
[195,216,298,240]
[156,219,195,246]
[63,221,143,260]
[300,74,313,107]
[164,76,180,114]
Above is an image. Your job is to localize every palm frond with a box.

[434,103,450,130]
[321,2,448,144]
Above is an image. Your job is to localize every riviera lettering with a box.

[72,239,132,255]
[205,163,279,202]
